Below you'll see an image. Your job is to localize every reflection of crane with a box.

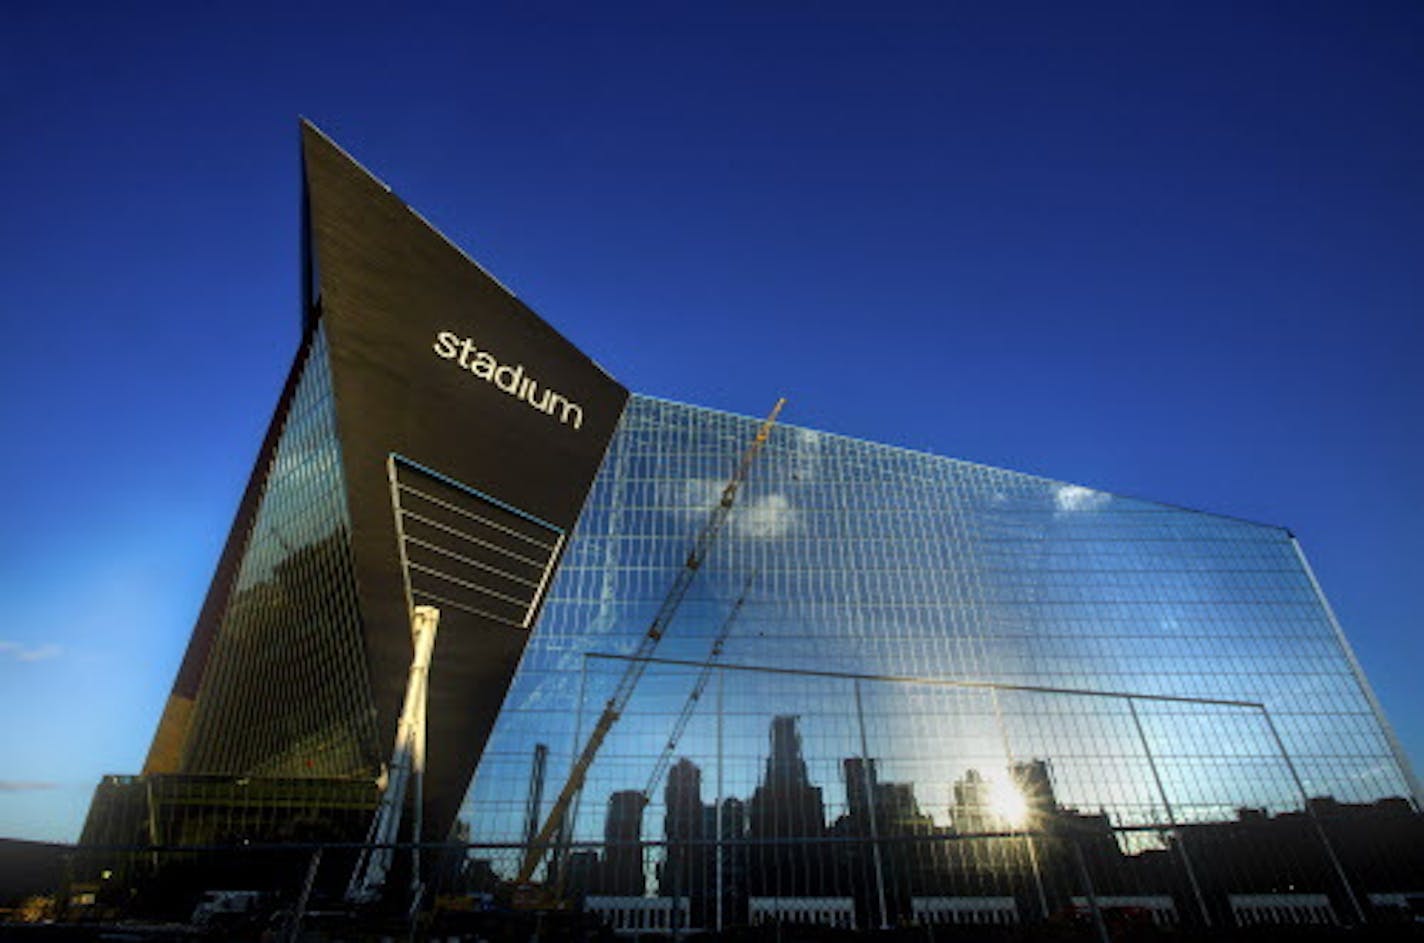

[642,574,754,801]
[515,399,785,887]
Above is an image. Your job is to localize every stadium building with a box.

[78,122,1422,934]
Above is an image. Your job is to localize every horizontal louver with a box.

[391,456,564,629]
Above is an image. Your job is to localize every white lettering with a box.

[471,351,496,380]
[493,362,523,394]
[432,330,586,430]
[433,331,460,359]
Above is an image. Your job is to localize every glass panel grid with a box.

[458,394,1419,924]
[182,327,377,779]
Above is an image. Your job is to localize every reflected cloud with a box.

[734,493,796,540]
[791,427,823,482]
[0,641,61,663]
[671,478,796,540]
[676,477,722,515]
[1054,483,1111,514]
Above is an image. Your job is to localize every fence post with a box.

[715,667,725,933]
[1126,697,1212,928]
[1070,837,1111,943]
[285,847,323,943]
[1260,708,1366,925]
[989,687,1049,920]
[853,679,890,929]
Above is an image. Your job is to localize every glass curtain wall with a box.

[182,326,378,780]
[459,395,1420,928]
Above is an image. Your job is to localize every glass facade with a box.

[181,326,379,780]
[80,125,1422,932]
[460,394,1421,928]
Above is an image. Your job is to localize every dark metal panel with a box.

[300,121,628,839]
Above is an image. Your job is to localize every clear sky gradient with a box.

[2,2,1421,842]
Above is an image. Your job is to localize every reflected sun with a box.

[988,776,1029,829]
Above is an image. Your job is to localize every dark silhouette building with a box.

[747,716,833,898]
[659,758,714,926]
[601,790,648,895]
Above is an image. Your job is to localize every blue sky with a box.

[1,2,1421,842]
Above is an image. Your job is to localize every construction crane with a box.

[641,573,754,801]
[347,604,441,906]
[514,399,785,886]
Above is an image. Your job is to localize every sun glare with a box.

[987,776,1029,829]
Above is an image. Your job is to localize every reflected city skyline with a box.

[512,712,1424,931]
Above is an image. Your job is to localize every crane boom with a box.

[642,573,754,801]
[515,399,785,885]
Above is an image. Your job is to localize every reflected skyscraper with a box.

[749,716,826,842]
[1011,760,1056,823]
[660,759,714,925]
[746,716,832,898]
[950,770,1002,835]
[601,790,648,896]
